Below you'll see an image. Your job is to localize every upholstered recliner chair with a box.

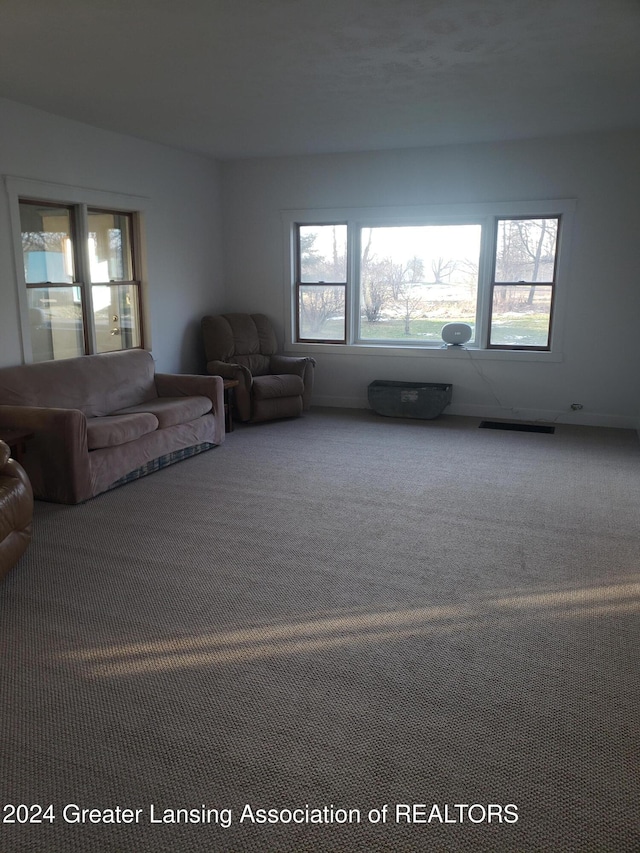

[201,313,316,423]
[0,440,34,581]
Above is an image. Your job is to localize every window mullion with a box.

[74,203,96,355]
[347,221,358,344]
[130,212,147,350]
[9,195,34,362]
[476,216,495,349]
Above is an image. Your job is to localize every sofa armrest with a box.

[0,404,88,445]
[0,405,91,504]
[155,373,224,418]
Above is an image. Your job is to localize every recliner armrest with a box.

[270,354,316,378]
[205,360,252,387]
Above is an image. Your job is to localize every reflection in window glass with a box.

[88,210,133,282]
[19,202,74,284]
[93,283,141,353]
[27,286,84,362]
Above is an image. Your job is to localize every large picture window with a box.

[19,200,143,362]
[289,202,571,354]
[358,224,481,344]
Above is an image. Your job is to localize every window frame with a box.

[86,207,144,353]
[353,217,485,348]
[19,199,91,358]
[5,176,149,363]
[487,215,561,352]
[295,222,348,344]
[284,199,575,360]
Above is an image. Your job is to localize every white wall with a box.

[2,102,638,429]
[0,98,224,373]
[220,130,640,428]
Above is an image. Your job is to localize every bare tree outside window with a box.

[358,225,480,343]
[293,206,568,351]
[495,218,557,282]
[297,224,347,341]
[490,217,559,348]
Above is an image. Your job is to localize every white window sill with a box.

[285,341,564,363]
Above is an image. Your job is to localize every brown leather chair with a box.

[201,313,315,423]
[0,440,33,581]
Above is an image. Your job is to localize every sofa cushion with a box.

[113,395,212,429]
[252,374,304,400]
[86,413,159,451]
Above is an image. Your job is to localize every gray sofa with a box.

[0,349,225,504]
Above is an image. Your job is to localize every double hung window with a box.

[489,217,559,349]
[17,198,143,363]
[296,223,348,343]
[290,202,570,354]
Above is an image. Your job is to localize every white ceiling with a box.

[1,0,639,160]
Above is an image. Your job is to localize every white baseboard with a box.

[314,395,369,410]
[312,395,638,430]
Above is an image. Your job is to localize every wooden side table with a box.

[222,380,239,433]
[0,428,34,465]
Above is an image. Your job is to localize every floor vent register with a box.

[479,421,555,434]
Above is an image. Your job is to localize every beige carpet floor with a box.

[1,408,639,852]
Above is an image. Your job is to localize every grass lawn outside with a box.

[306,313,550,347]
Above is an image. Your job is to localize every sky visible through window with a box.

[360,224,481,280]
[306,223,481,281]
